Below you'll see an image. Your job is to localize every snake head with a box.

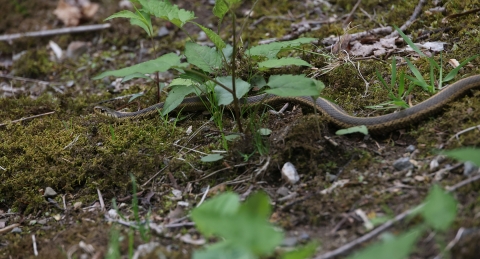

[93,106,117,118]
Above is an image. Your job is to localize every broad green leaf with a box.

[222,44,234,61]
[282,242,318,259]
[121,73,152,83]
[247,38,317,59]
[191,192,241,237]
[251,75,267,89]
[185,42,223,73]
[347,227,423,259]
[441,148,480,167]
[214,76,251,105]
[257,128,272,136]
[421,185,457,231]
[200,154,224,162]
[92,53,181,79]
[191,192,283,256]
[169,78,196,87]
[258,57,312,70]
[161,85,197,115]
[138,0,196,27]
[265,75,323,97]
[212,0,228,18]
[443,55,479,82]
[336,125,369,135]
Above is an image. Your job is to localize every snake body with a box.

[94,75,480,133]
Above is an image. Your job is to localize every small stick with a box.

[0,24,111,41]
[0,223,20,234]
[32,234,38,256]
[387,0,426,38]
[0,111,55,127]
[0,75,64,85]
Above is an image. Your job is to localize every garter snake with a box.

[94,75,480,133]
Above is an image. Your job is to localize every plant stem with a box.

[230,12,243,133]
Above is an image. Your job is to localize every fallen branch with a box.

[0,23,111,42]
[0,111,55,127]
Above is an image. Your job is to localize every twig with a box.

[448,124,480,143]
[97,188,105,212]
[314,205,423,259]
[0,75,64,85]
[446,173,480,192]
[321,26,392,46]
[0,111,55,127]
[32,234,38,256]
[0,165,5,171]
[0,223,20,234]
[387,0,426,38]
[141,165,168,187]
[197,185,210,207]
[0,24,111,41]
[343,0,362,28]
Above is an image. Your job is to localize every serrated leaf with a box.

[258,57,312,70]
[265,75,323,97]
[421,185,457,231]
[138,0,196,27]
[441,148,480,167]
[336,125,369,135]
[247,38,317,59]
[185,42,223,73]
[200,154,224,162]
[214,76,250,105]
[191,192,283,256]
[92,53,181,79]
[193,23,226,50]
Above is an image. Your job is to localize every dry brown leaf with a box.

[53,0,82,26]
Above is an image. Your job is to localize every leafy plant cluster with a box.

[93,0,324,154]
[370,26,478,110]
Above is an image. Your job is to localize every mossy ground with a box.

[1,0,480,258]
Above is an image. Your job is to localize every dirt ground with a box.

[1,0,480,258]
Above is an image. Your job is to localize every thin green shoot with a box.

[109,124,116,140]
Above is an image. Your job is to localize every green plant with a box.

[370,26,478,110]
[93,0,324,155]
[190,191,316,259]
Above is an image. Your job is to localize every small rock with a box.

[197,31,207,41]
[282,237,298,247]
[43,187,57,198]
[393,157,414,171]
[464,161,479,176]
[281,162,299,184]
[108,209,119,219]
[406,145,416,153]
[11,227,22,233]
[157,26,169,38]
[276,186,290,197]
